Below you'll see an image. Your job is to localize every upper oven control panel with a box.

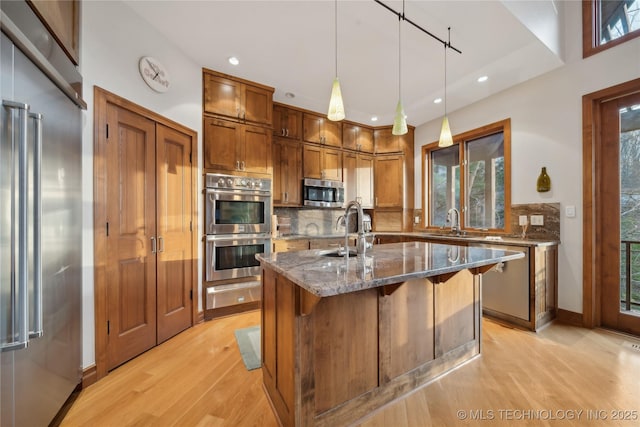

[205,173,271,193]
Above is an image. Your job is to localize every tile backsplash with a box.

[274,207,346,236]
[414,203,560,241]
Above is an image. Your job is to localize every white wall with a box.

[80,1,203,369]
[414,1,640,314]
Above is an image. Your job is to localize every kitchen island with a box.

[257,241,524,427]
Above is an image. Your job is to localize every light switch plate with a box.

[530,215,544,226]
[414,216,420,224]
[565,205,576,218]
[519,215,528,226]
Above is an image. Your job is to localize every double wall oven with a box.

[204,173,271,316]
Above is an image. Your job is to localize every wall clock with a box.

[138,56,170,93]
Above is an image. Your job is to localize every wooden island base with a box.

[261,265,488,427]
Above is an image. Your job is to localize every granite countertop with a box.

[256,241,525,297]
[274,231,559,247]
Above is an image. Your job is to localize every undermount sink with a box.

[319,249,357,258]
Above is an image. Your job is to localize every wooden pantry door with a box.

[156,124,193,343]
[105,103,158,370]
[95,87,197,379]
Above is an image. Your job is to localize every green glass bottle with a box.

[537,167,551,192]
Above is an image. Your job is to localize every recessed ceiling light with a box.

[371,116,378,122]
[228,56,239,66]
[433,98,442,104]
[285,92,295,98]
[477,75,488,83]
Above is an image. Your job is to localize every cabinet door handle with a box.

[151,237,157,254]
[159,236,164,253]
[376,197,378,206]
[236,160,240,170]
[241,161,245,170]
[281,128,285,136]
[285,128,289,137]
[237,107,241,118]
[285,192,288,202]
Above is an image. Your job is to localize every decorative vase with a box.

[537,167,551,192]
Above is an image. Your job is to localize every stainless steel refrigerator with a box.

[1,1,85,426]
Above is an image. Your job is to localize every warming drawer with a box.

[206,281,261,310]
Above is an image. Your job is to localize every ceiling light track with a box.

[373,0,462,54]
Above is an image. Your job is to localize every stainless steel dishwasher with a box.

[478,244,530,321]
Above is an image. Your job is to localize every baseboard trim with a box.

[82,364,98,389]
[556,309,584,327]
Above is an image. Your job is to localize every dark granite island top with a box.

[256,241,525,297]
[258,241,525,427]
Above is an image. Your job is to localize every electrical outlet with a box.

[530,215,544,226]
[519,215,528,226]
[565,205,576,218]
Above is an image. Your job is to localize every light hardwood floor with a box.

[62,311,640,427]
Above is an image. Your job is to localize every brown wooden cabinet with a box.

[303,144,342,181]
[343,123,374,153]
[204,117,271,175]
[203,69,273,126]
[303,113,342,147]
[273,138,302,206]
[344,152,374,208]
[29,0,80,64]
[374,155,404,208]
[374,126,414,154]
[273,104,302,140]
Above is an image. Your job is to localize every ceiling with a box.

[123,0,565,128]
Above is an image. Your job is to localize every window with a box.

[584,0,640,58]
[423,119,511,232]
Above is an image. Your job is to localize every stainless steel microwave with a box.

[303,178,344,208]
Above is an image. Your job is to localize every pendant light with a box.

[438,27,453,147]
[392,15,408,136]
[327,0,345,121]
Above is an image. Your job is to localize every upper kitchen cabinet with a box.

[343,122,374,153]
[273,103,302,140]
[204,117,271,175]
[343,152,374,208]
[273,138,302,206]
[28,0,80,64]
[303,112,342,147]
[303,144,342,181]
[203,68,274,126]
[374,126,415,154]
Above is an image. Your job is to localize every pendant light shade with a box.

[327,0,345,121]
[392,15,408,136]
[392,99,408,136]
[438,116,453,147]
[328,77,345,121]
[438,29,453,147]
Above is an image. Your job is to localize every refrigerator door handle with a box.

[1,99,30,352]
[29,112,43,339]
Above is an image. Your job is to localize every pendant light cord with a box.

[398,15,401,99]
[444,27,450,116]
[334,0,338,78]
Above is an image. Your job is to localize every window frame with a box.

[421,118,511,233]
[583,0,640,58]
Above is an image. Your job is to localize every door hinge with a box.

[107,320,110,335]
[106,222,109,236]
[190,289,193,300]
[106,123,109,139]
